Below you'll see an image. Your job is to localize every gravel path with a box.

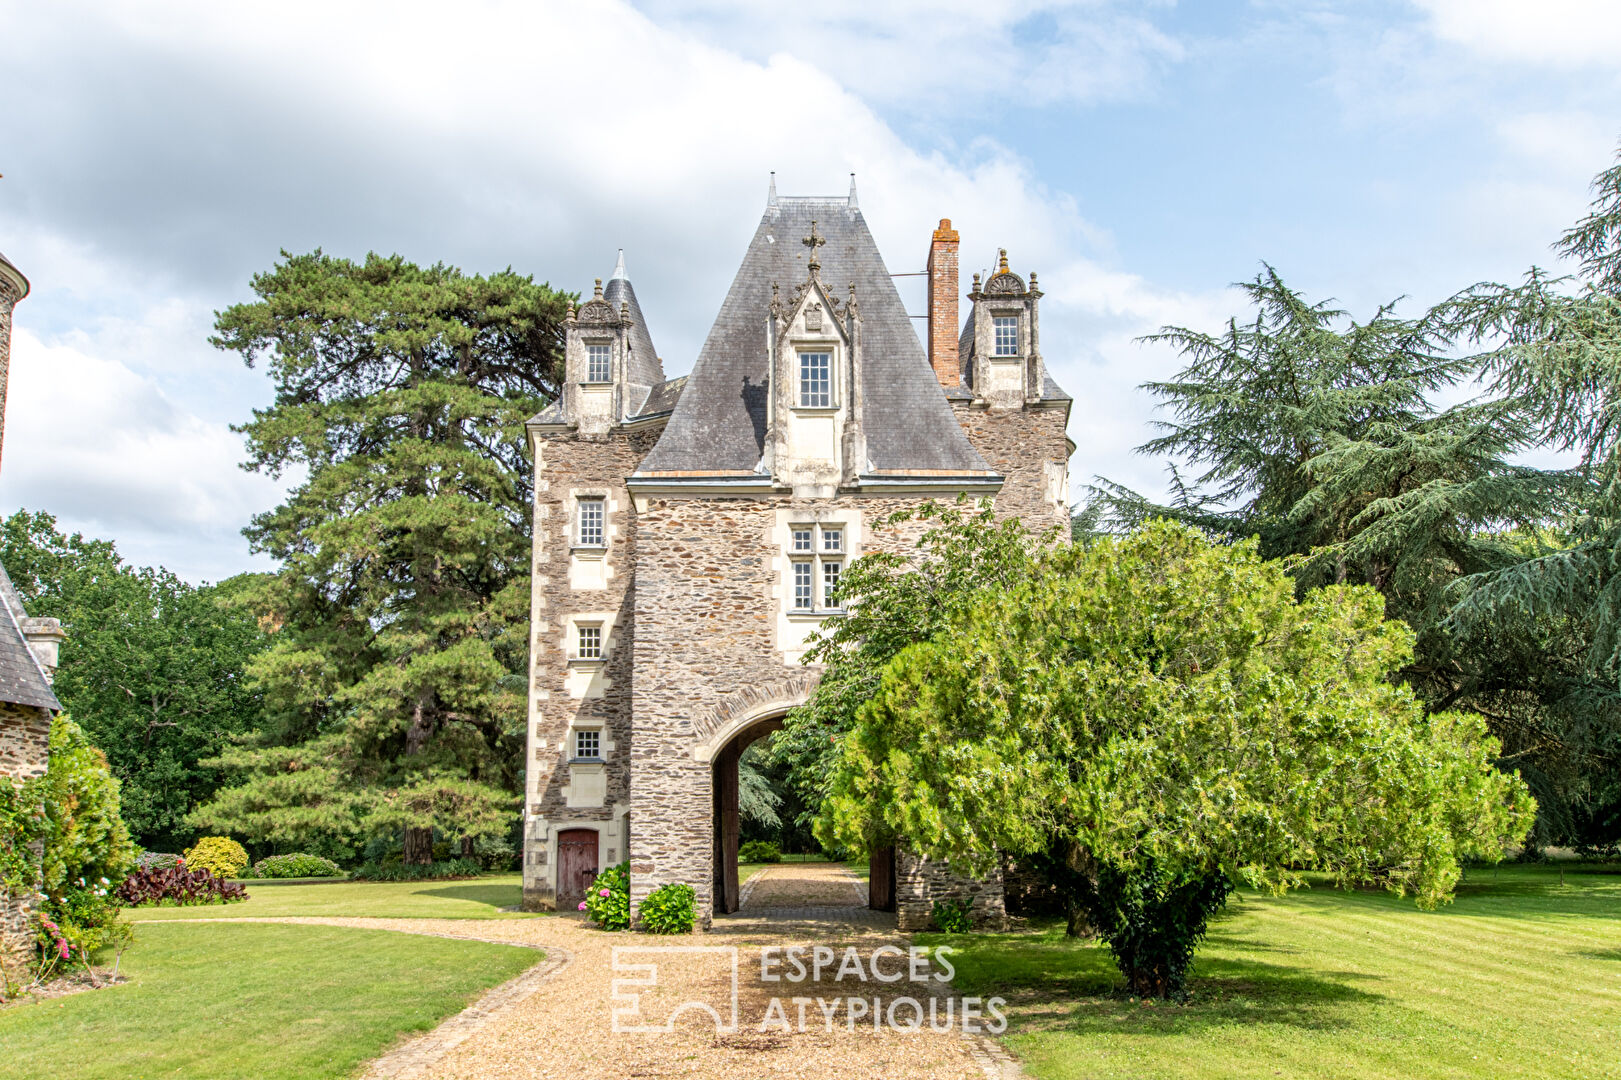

[162,866,1024,1080]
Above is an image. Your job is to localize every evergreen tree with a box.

[189,252,569,863]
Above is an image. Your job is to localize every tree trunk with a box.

[460,835,475,860]
[1064,895,1093,938]
[403,827,434,865]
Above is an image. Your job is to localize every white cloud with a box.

[0,0,1232,579]
[1416,0,1621,67]
[1,327,289,581]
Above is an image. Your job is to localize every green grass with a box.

[0,922,537,1080]
[739,862,770,884]
[128,872,534,921]
[918,863,1621,1080]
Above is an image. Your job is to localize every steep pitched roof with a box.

[636,198,991,477]
[602,251,665,391]
[0,561,60,712]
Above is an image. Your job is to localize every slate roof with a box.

[0,560,60,711]
[635,198,992,477]
[603,252,665,392]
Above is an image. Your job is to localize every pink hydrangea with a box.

[599,888,610,897]
[577,901,588,911]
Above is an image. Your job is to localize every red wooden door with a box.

[557,829,599,908]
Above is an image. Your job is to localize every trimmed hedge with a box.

[251,854,344,879]
[183,837,249,879]
[738,840,782,863]
[349,858,481,882]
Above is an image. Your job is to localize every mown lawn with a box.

[0,922,537,1080]
[920,863,1621,1080]
[127,872,533,921]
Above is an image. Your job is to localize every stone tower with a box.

[0,251,65,962]
[521,188,1072,928]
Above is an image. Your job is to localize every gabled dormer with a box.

[762,220,865,497]
[965,249,1044,409]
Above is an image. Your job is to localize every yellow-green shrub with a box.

[182,836,249,879]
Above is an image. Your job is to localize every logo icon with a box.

[611,946,740,1034]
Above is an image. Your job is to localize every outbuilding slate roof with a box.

[635,198,992,477]
[0,560,60,712]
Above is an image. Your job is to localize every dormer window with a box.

[993,316,1019,357]
[798,351,832,408]
[586,344,611,383]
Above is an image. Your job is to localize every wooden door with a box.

[557,829,599,908]
[869,844,897,912]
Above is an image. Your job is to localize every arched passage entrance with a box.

[711,714,783,914]
[693,673,896,917]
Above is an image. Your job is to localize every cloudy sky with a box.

[2,0,1619,582]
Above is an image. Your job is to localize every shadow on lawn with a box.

[418,883,524,908]
[927,923,1383,1038]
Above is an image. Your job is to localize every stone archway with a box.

[694,674,820,915]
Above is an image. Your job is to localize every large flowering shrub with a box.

[31,717,136,967]
[582,862,629,929]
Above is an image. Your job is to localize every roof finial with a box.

[848,173,859,209]
[768,171,778,207]
[802,220,825,279]
[997,248,1010,274]
[611,249,627,281]
[593,278,604,300]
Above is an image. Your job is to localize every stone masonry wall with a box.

[896,846,1006,931]
[628,493,936,925]
[952,401,1072,534]
[523,425,662,910]
[1,701,50,962]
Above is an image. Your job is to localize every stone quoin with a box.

[522,183,1073,929]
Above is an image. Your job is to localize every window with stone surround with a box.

[788,523,849,614]
[576,497,605,547]
[798,351,831,408]
[586,343,611,383]
[576,624,602,660]
[574,729,601,760]
[993,316,1019,357]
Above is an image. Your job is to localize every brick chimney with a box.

[926,219,960,388]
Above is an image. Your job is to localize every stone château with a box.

[522,182,1072,928]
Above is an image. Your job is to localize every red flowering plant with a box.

[582,862,630,929]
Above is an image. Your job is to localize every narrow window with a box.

[586,344,611,383]
[577,625,602,660]
[793,561,814,610]
[822,560,842,608]
[577,497,605,547]
[574,729,601,760]
[798,351,832,408]
[993,316,1019,357]
[792,527,814,552]
[821,527,843,553]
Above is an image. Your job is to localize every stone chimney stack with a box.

[0,253,29,475]
[926,219,960,388]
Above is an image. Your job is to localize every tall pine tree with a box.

[191,252,568,862]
